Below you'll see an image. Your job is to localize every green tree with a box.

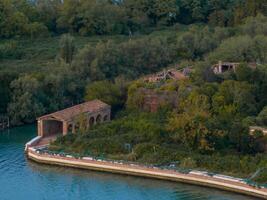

[35,0,61,32]
[235,63,253,82]
[167,90,216,151]
[177,26,217,59]
[85,78,128,110]
[212,80,257,127]
[56,0,81,33]
[256,106,267,126]
[59,34,75,64]
[0,72,17,114]
[0,0,48,38]
[208,35,267,63]
[8,75,45,125]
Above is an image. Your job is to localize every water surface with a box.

[0,125,257,200]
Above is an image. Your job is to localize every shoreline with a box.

[26,147,267,199]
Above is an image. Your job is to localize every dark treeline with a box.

[0,0,267,38]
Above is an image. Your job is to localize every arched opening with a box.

[103,115,108,122]
[75,122,80,132]
[42,120,63,137]
[68,124,73,133]
[89,117,95,126]
[96,115,102,123]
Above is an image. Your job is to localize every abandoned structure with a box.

[250,126,267,136]
[143,67,191,83]
[212,61,257,74]
[37,100,111,137]
[138,89,178,112]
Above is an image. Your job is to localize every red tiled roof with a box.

[37,100,110,122]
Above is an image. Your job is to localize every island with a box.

[0,1,266,199]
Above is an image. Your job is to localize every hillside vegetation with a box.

[1,0,267,183]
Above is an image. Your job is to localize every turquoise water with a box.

[0,125,257,200]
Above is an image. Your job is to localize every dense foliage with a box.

[1,0,267,183]
[51,109,267,182]
[1,14,267,124]
[0,0,266,38]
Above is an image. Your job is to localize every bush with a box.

[0,41,24,59]
[180,157,197,169]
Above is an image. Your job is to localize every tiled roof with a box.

[37,100,110,122]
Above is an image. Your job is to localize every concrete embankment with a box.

[26,148,267,199]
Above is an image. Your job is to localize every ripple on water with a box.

[0,126,260,200]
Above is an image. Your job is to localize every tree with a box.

[78,0,127,35]
[167,90,217,152]
[256,106,267,126]
[85,78,128,111]
[0,72,17,114]
[235,63,253,82]
[240,14,267,37]
[177,26,217,60]
[56,0,81,33]
[8,75,45,125]
[208,35,267,63]
[72,43,101,81]
[26,22,49,39]
[35,0,62,33]
[212,80,257,124]
[59,34,75,64]
[0,0,48,38]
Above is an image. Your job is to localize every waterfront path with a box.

[26,146,267,199]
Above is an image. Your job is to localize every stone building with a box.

[212,61,257,74]
[37,100,111,138]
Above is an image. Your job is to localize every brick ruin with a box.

[143,67,191,83]
[37,100,111,138]
[138,89,178,112]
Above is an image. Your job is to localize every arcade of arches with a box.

[37,100,111,138]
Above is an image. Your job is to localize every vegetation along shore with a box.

[1,0,267,196]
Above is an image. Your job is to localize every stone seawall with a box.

[27,149,267,199]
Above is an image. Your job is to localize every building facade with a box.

[37,100,111,138]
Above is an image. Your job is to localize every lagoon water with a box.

[0,125,257,200]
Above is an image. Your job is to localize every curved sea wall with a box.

[24,136,42,151]
[27,148,267,199]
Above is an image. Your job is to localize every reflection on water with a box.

[0,125,258,200]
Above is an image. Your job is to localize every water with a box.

[0,125,258,200]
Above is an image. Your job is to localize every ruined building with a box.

[212,61,257,74]
[143,67,191,83]
[138,89,178,112]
